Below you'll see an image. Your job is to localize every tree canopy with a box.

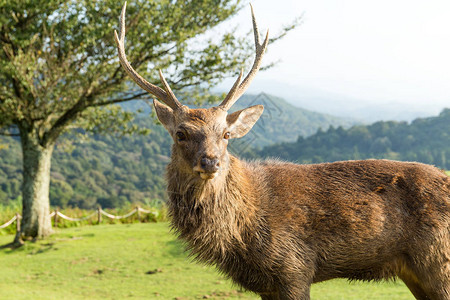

[0,0,257,141]
[0,0,300,240]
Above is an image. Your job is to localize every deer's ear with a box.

[226,105,264,139]
[153,99,175,131]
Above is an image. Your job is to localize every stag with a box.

[115,3,450,299]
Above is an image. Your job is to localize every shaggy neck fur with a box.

[167,154,260,265]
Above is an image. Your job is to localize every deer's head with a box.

[115,2,268,180]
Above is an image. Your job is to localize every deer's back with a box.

[253,159,450,281]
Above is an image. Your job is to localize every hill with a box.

[256,108,450,170]
[0,94,354,208]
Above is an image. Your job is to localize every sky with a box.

[215,0,450,120]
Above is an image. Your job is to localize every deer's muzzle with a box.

[194,157,220,180]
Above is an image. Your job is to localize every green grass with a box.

[0,223,413,299]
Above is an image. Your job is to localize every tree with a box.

[0,0,297,241]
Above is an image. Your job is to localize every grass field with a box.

[0,223,413,299]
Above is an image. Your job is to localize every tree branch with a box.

[0,125,20,137]
[0,131,20,137]
[42,94,91,146]
[87,92,149,108]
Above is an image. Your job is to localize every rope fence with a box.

[0,214,17,229]
[0,206,158,233]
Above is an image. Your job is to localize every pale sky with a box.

[215,0,450,120]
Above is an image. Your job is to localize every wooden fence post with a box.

[136,206,141,222]
[97,206,102,224]
[15,213,20,233]
[54,209,58,227]
[13,213,22,245]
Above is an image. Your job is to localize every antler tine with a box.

[220,4,269,111]
[250,4,261,46]
[220,69,244,109]
[114,2,182,110]
[158,70,179,104]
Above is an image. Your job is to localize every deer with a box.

[114,3,450,299]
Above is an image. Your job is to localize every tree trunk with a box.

[18,130,54,240]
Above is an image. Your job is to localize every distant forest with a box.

[0,117,171,209]
[254,108,450,170]
[0,97,449,209]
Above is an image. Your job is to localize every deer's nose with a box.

[200,157,220,173]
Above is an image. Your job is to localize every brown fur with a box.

[156,105,450,300]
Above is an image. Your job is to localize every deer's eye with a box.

[223,132,231,140]
[176,131,186,141]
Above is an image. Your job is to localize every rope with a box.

[100,208,137,219]
[0,206,157,229]
[0,215,17,229]
[139,207,159,218]
[57,211,97,222]
[138,207,153,214]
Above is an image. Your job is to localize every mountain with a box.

[0,94,355,208]
[255,108,450,170]
[243,79,448,122]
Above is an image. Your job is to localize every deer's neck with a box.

[166,155,259,263]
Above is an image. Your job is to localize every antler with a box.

[114,2,182,110]
[219,4,269,111]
